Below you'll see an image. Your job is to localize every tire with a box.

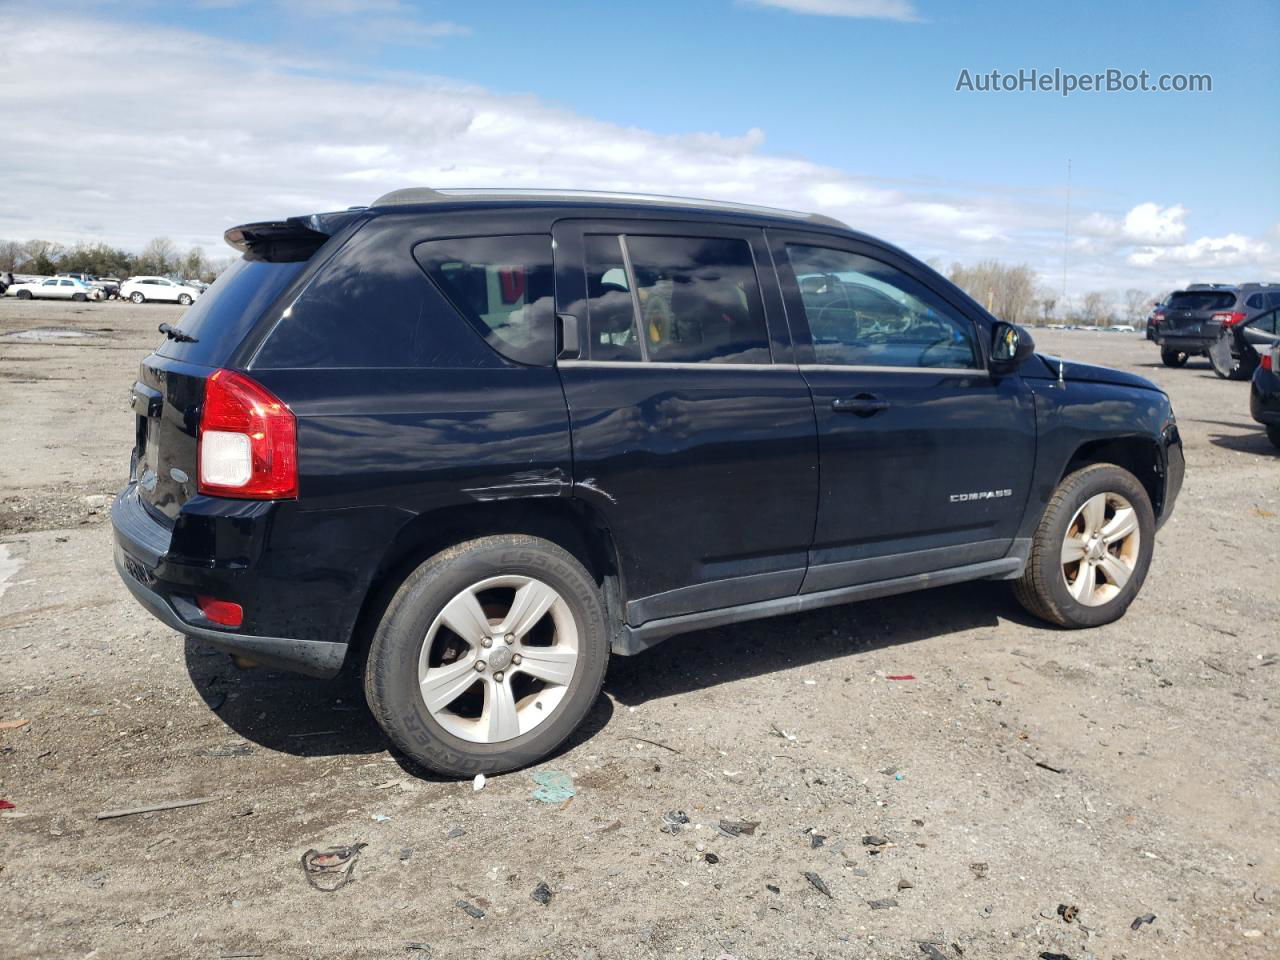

[178,294,193,306]
[130,291,145,304]
[364,534,609,777]
[1013,464,1155,628]
[16,289,32,300]
[1160,347,1188,367]
[1268,425,1280,451]
[1207,329,1249,380]
[72,292,87,302]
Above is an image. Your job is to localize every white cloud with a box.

[1078,202,1187,245]
[0,14,1275,298]
[1128,233,1270,269]
[742,0,921,20]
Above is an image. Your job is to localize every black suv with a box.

[112,188,1184,775]
[1151,282,1280,373]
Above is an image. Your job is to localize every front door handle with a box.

[831,393,890,417]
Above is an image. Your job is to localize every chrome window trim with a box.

[799,363,989,376]
[557,359,779,371]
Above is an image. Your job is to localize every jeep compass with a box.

[112,188,1184,775]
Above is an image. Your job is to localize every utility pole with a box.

[1062,158,1072,310]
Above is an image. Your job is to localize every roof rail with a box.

[369,187,849,229]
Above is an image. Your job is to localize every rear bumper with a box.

[1154,334,1211,353]
[111,485,349,678]
[1159,423,1185,530]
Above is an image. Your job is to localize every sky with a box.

[1,0,1277,302]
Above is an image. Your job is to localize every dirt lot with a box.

[0,298,1276,960]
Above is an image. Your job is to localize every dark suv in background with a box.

[1151,282,1280,373]
[112,188,1184,776]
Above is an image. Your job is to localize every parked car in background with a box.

[111,187,1184,776]
[120,276,202,305]
[1207,283,1280,379]
[6,276,103,301]
[1149,284,1239,366]
[1249,333,1280,449]
[58,273,122,300]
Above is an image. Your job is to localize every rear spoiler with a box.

[223,211,366,261]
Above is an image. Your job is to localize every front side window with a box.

[624,235,770,364]
[786,244,980,369]
[415,235,555,365]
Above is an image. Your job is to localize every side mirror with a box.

[990,322,1036,374]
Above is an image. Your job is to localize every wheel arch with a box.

[1061,435,1166,519]
[346,497,627,669]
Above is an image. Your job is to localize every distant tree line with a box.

[0,237,232,283]
[939,258,1159,328]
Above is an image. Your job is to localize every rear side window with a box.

[414,235,555,366]
[1247,294,1264,309]
[157,258,307,366]
[623,235,770,364]
[1167,290,1237,311]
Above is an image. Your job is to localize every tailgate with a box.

[131,355,211,522]
[1162,310,1207,335]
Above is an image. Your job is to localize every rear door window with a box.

[584,235,642,361]
[414,235,555,366]
[623,235,770,364]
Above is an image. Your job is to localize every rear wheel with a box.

[1014,464,1155,628]
[1160,347,1188,367]
[364,534,609,777]
[16,289,31,300]
[1267,425,1280,450]
[130,291,145,304]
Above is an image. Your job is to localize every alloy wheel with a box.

[1060,492,1141,606]
[417,575,579,743]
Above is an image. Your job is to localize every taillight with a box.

[1151,311,1164,325]
[198,369,297,499]
[1263,350,1274,372]
[1212,312,1247,327]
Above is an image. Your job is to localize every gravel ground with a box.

[0,298,1276,960]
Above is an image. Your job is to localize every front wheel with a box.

[1160,347,1188,368]
[16,289,32,300]
[129,291,145,304]
[1267,425,1280,450]
[364,535,609,777]
[1013,464,1155,628]
[177,293,193,306]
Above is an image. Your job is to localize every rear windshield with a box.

[155,257,308,366]
[1166,290,1237,311]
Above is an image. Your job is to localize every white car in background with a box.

[120,276,202,305]
[5,277,103,301]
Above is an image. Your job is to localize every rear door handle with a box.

[831,393,890,416]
